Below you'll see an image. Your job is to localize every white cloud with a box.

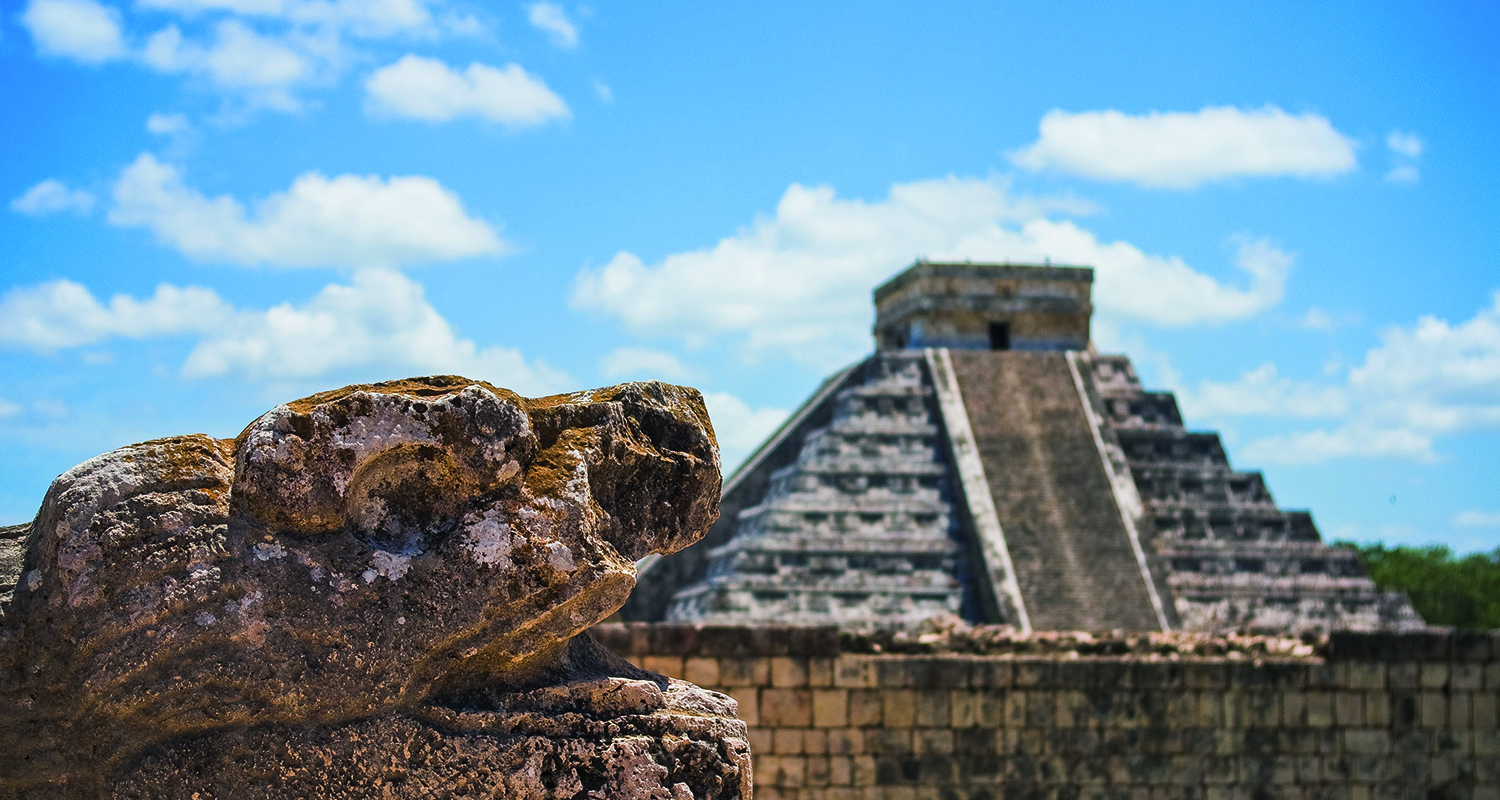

[1296,307,1359,332]
[1385,165,1420,184]
[702,392,788,473]
[21,0,127,63]
[571,176,1289,368]
[107,152,506,268]
[32,398,69,419]
[527,2,577,48]
[135,0,284,13]
[1229,293,1500,465]
[437,12,483,36]
[135,0,435,37]
[143,21,312,109]
[187,21,305,88]
[599,347,693,381]
[0,398,24,418]
[1300,308,1334,331]
[593,79,612,103]
[1079,233,1289,326]
[0,271,565,394]
[364,55,569,126]
[1010,106,1358,189]
[279,0,433,37]
[180,270,565,392]
[146,112,192,135]
[10,179,97,216]
[1241,427,1436,465]
[1384,130,1423,184]
[22,0,450,110]
[0,278,232,350]
[1387,131,1423,159]
[17,0,501,112]
[1454,510,1500,528]
[1179,362,1348,419]
[1347,294,1500,429]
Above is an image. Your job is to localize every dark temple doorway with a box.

[989,321,1011,350]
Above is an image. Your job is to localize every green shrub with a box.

[1336,542,1500,631]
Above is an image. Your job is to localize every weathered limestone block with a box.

[0,376,750,799]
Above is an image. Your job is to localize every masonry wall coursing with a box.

[592,624,1500,800]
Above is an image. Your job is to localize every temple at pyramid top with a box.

[873,260,1094,352]
[625,261,1425,634]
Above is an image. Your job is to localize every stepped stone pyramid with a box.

[627,262,1424,634]
[666,353,978,626]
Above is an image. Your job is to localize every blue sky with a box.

[2,1,1497,553]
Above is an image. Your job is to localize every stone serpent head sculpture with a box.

[0,376,745,799]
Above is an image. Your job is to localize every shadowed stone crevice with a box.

[0,524,29,604]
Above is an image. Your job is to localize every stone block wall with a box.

[592,624,1500,800]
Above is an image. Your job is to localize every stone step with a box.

[948,350,1163,632]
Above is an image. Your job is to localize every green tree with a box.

[1337,542,1500,631]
